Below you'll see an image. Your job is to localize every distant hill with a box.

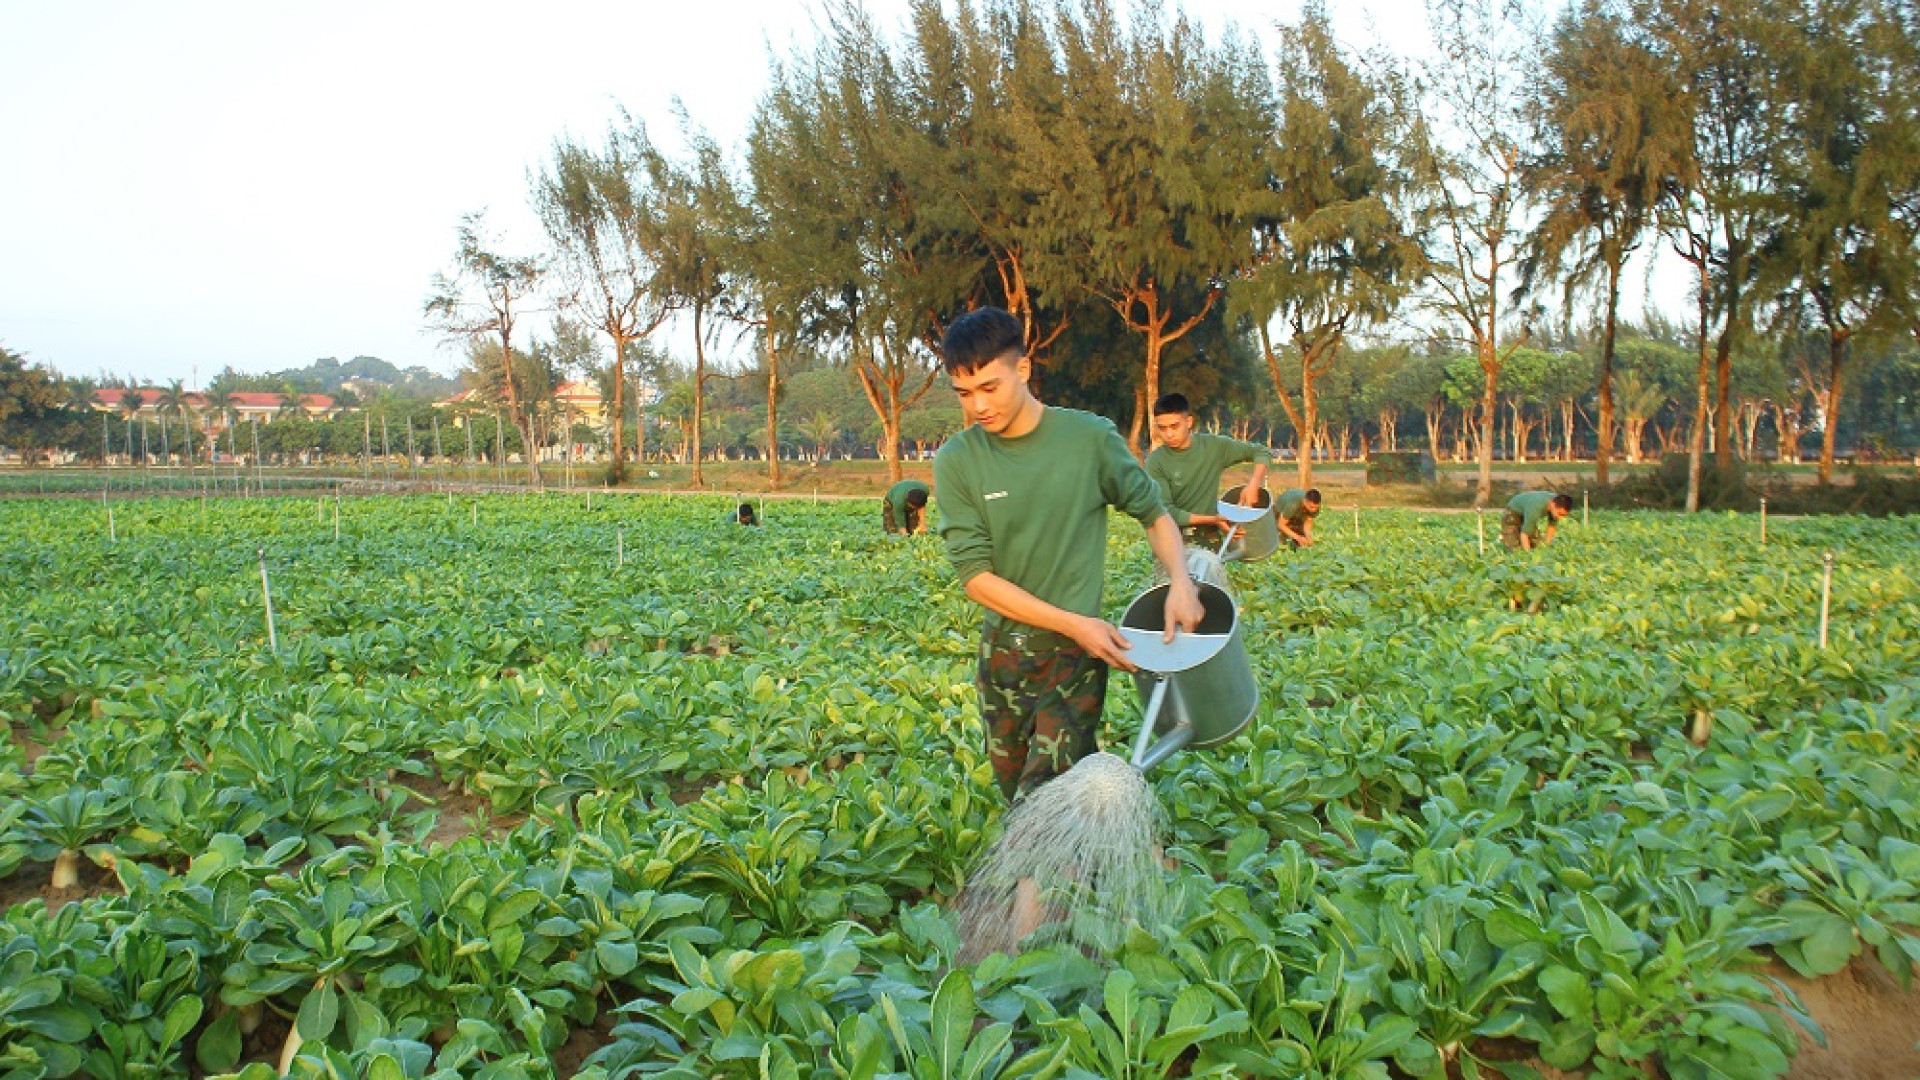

[210,356,460,401]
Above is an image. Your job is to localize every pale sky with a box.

[2,0,1454,387]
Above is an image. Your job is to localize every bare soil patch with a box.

[7,722,64,772]
[551,1012,617,1077]
[1777,959,1920,1080]
[393,770,525,847]
[0,857,123,914]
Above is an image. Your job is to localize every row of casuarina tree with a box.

[420,0,1919,506]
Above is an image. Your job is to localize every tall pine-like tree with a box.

[1234,1,1421,486]
[1523,0,1691,485]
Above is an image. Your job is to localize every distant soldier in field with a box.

[1502,491,1572,550]
[884,479,931,536]
[1144,393,1268,548]
[1275,487,1321,548]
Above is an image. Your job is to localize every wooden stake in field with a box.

[1352,505,1360,539]
[333,496,340,542]
[1818,551,1833,648]
[1476,507,1485,555]
[107,505,116,542]
[472,500,478,529]
[1582,489,1589,527]
[1760,497,1768,546]
[616,524,624,569]
[258,548,278,651]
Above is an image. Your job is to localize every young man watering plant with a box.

[1276,488,1321,548]
[882,479,930,535]
[1144,393,1268,548]
[933,307,1204,804]
[1502,490,1572,549]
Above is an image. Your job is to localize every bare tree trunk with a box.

[1476,365,1498,507]
[610,331,629,476]
[1128,383,1148,461]
[1596,262,1621,485]
[1686,257,1712,513]
[1818,333,1847,484]
[1738,400,1763,461]
[1776,402,1801,464]
[765,323,782,486]
[691,303,707,488]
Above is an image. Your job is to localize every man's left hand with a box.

[1162,579,1204,642]
[1237,488,1262,508]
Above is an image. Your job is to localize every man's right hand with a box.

[1068,614,1137,671]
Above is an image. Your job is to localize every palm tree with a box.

[201,388,236,467]
[654,383,696,464]
[115,392,143,465]
[802,411,840,464]
[156,380,192,468]
[1614,372,1666,465]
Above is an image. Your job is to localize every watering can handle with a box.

[1217,524,1240,557]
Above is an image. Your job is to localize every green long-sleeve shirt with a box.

[934,407,1168,630]
[884,480,930,532]
[1506,491,1556,541]
[1144,434,1266,527]
[1276,489,1319,532]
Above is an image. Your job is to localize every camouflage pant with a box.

[1181,523,1226,549]
[975,624,1109,803]
[883,503,921,535]
[1500,510,1525,550]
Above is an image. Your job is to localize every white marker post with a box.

[472,501,478,529]
[616,524,625,569]
[258,548,278,651]
[1582,489,1589,527]
[333,497,340,542]
[108,505,116,542]
[1476,507,1486,556]
[1760,497,1768,546]
[1818,551,1833,649]
[1352,506,1360,539]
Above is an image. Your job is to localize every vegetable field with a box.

[2,495,1918,1080]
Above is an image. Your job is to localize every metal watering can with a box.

[1219,487,1280,561]
[1116,572,1259,771]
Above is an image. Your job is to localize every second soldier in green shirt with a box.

[883,479,931,535]
[1502,490,1572,550]
[1144,393,1268,548]
[1275,488,1321,548]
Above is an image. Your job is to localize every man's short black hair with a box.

[1551,493,1574,512]
[941,308,1024,374]
[906,487,928,509]
[1152,392,1191,417]
[1305,488,1322,503]
[737,503,757,521]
